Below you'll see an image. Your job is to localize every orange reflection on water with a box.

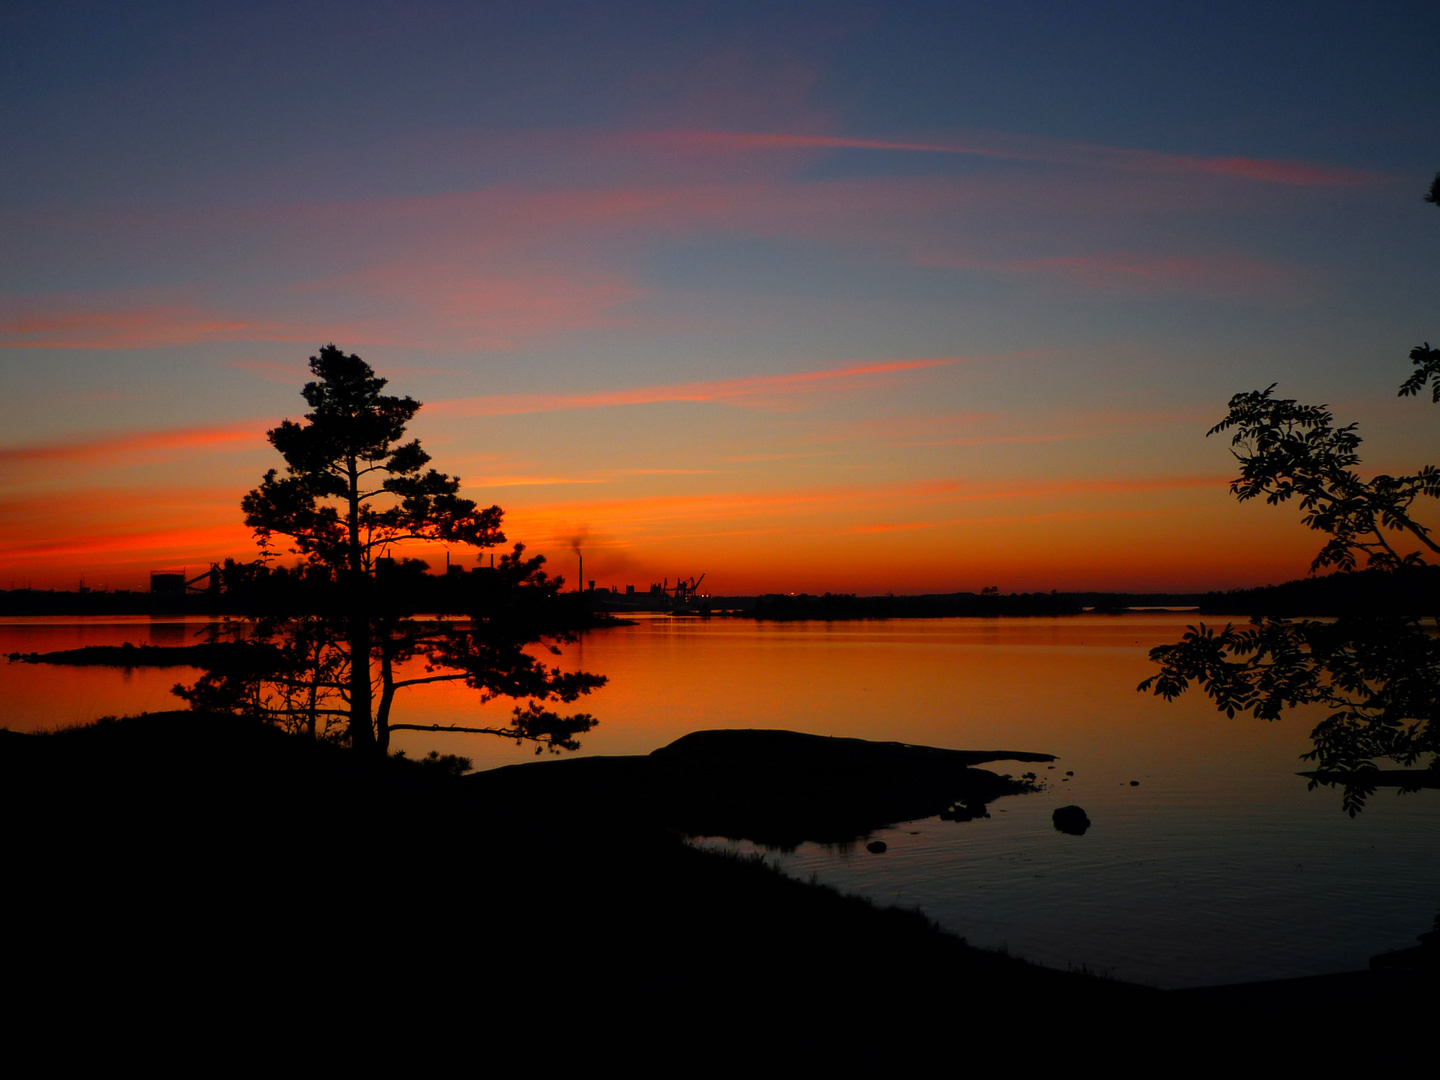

[0,617,212,731]
[1,614,1319,808]
[386,615,1317,794]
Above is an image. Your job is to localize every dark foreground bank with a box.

[1,713,1429,1050]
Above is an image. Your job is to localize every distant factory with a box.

[148,566,220,596]
[585,573,711,613]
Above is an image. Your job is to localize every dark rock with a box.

[1129,780,1140,786]
[17,641,286,675]
[471,728,1054,850]
[1052,805,1090,835]
[866,840,888,854]
[940,802,988,822]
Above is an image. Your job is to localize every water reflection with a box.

[0,612,1387,779]
[148,620,189,646]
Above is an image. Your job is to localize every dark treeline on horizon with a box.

[749,591,1086,619]
[1194,565,1440,617]
[0,556,592,623]
[4,564,1436,620]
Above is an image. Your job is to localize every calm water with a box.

[3,613,1436,988]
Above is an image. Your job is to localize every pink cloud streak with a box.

[911,248,1305,300]
[0,307,282,350]
[635,129,1378,187]
[0,124,1345,355]
[431,357,976,417]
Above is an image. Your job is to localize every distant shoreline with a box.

[5,564,1437,619]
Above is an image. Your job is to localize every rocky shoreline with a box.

[1,711,1427,1036]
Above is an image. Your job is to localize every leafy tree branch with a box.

[1140,176,1440,813]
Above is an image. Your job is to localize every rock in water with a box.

[1052,805,1090,835]
[866,840,888,854]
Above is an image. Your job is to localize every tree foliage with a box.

[1139,613,1439,815]
[1140,375,1440,813]
[1205,385,1440,573]
[176,345,604,756]
[241,346,504,571]
[1398,341,1440,403]
[1141,376,1440,813]
[1140,176,1440,815]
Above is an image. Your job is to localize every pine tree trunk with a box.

[305,657,318,741]
[375,643,395,755]
[345,455,376,754]
[348,613,375,753]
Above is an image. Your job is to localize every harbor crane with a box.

[652,573,706,608]
[185,564,221,594]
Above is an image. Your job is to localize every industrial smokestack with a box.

[568,528,589,593]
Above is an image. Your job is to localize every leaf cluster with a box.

[1144,373,1440,812]
[1139,617,1440,815]
[1208,385,1440,572]
[1398,342,1440,403]
[1142,174,1440,813]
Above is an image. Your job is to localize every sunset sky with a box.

[3,1,1438,594]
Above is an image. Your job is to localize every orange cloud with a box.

[486,469,1312,595]
[470,475,609,488]
[499,473,1231,546]
[432,356,979,417]
[845,521,937,534]
[0,424,265,472]
[0,306,295,350]
[636,129,1380,187]
[0,467,1293,594]
[0,522,247,562]
[0,488,254,587]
